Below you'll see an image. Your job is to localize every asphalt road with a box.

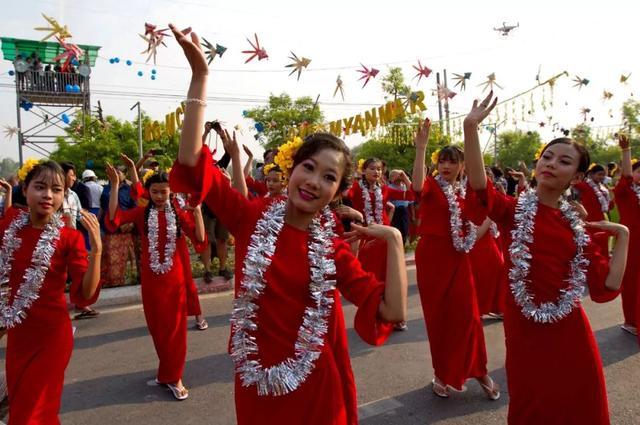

[2,265,639,424]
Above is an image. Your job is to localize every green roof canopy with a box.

[0,37,101,66]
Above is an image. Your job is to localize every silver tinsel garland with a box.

[586,178,611,213]
[509,189,591,323]
[147,203,178,274]
[0,211,63,328]
[490,221,500,238]
[435,175,478,253]
[230,200,337,396]
[360,180,383,225]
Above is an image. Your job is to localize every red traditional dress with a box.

[613,176,640,333]
[170,146,394,425]
[106,201,207,383]
[246,176,268,198]
[474,182,617,425]
[469,224,505,315]
[574,180,613,255]
[2,207,100,424]
[344,181,413,281]
[414,176,488,390]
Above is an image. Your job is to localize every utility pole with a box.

[436,72,443,131]
[443,69,451,136]
[130,102,142,159]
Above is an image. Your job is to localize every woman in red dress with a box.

[106,167,207,400]
[464,92,630,424]
[167,24,408,424]
[614,134,640,337]
[2,161,102,424]
[573,163,614,255]
[411,118,499,399]
[344,158,413,282]
[468,217,505,316]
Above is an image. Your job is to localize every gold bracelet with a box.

[622,148,631,152]
[185,98,207,107]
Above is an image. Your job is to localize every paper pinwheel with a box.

[242,34,268,63]
[436,84,457,100]
[201,37,227,64]
[620,73,631,84]
[452,72,472,91]
[286,52,311,81]
[334,75,345,100]
[413,60,432,84]
[357,64,379,88]
[602,91,613,101]
[478,73,502,92]
[139,23,170,65]
[572,75,590,89]
[34,13,72,41]
[580,107,591,121]
[53,37,83,72]
[2,125,19,140]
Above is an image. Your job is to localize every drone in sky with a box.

[494,22,519,36]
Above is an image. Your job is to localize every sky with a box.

[1,0,639,164]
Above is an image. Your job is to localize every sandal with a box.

[478,376,500,401]
[431,378,449,398]
[621,324,638,336]
[166,383,189,401]
[195,319,209,331]
[73,309,100,320]
[393,321,408,331]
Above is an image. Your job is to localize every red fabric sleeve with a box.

[471,180,516,228]
[385,185,415,202]
[169,146,215,207]
[171,146,253,236]
[0,207,21,232]
[585,239,619,303]
[176,206,209,253]
[104,206,143,233]
[334,239,393,346]
[246,176,268,198]
[66,229,101,307]
[614,175,633,199]
[130,181,145,202]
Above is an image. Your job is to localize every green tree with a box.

[571,124,620,166]
[50,114,178,178]
[244,93,323,149]
[622,99,640,158]
[0,157,19,178]
[495,130,542,168]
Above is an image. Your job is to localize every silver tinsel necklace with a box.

[631,181,640,205]
[360,180,383,225]
[0,211,64,328]
[147,202,177,274]
[435,175,478,253]
[585,178,610,213]
[230,200,337,396]
[509,189,590,323]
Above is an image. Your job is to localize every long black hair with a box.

[143,171,182,237]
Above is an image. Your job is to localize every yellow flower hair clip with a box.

[534,144,546,161]
[357,159,365,173]
[17,158,41,182]
[431,149,441,165]
[263,163,278,175]
[273,136,304,178]
[142,169,155,184]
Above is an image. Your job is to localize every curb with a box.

[75,254,416,310]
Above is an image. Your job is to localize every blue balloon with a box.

[86,159,94,169]
[151,75,156,80]
[65,84,73,92]
[73,85,80,93]
[137,71,143,77]
[61,114,70,124]
[242,110,249,117]
[109,58,115,64]
[254,122,265,132]
[115,57,120,63]
[126,60,132,66]
[8,70,14,76]
[71,59,79,66]
[151,69,157,74]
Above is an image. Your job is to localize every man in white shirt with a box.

[82,169,103,215]
[60,162,82,229]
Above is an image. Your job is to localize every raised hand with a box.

[242,145,254,158]
[0,178,12,192]
[168,24,208,77]
[414,118,431,151]
[221,129,240,158]
[343,223,401,244]
[335,205,364,223]
[618,133,630,150]
[105,163,120,186]
[79,210,102,255]
[120,153,136,169]
[464,91,498,127]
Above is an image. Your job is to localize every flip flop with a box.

[73,309,100,320]
[195,319,209,331]
[621,324,638,336]
[166,383,189,400]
